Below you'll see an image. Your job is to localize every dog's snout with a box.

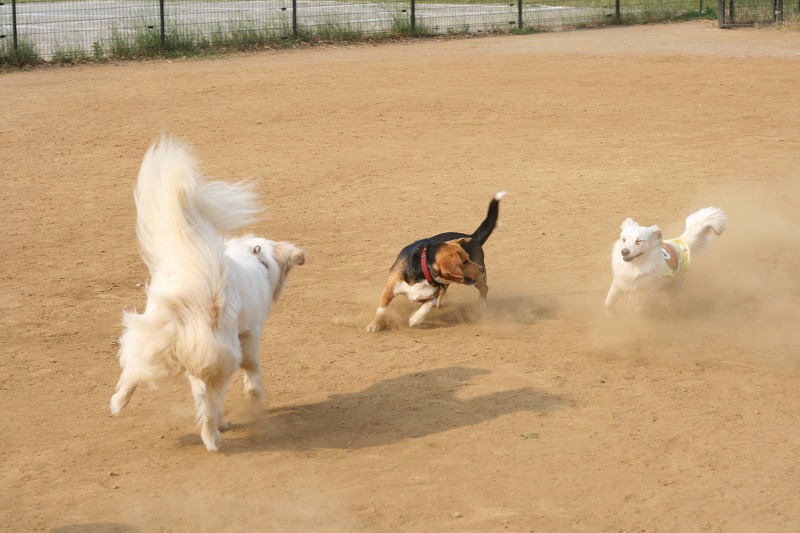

[621,248,630,257]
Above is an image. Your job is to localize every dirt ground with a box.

[2,20,800,532]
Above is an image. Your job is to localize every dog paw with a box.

[243,376,264,399]
[244,385,264,400]
[408,317,425,328]
[365,321,386,333]
[202,431,222,452]
[109,394,126,416]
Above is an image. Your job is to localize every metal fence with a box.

[717,0,792,26]
[0,0,794,63]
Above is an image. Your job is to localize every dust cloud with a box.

[349,185,799,371]
[584,184,800,369]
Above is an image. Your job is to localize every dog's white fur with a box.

[605,206,726,315]
[110,136,304,451]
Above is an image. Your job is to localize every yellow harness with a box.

[660,238,691,278]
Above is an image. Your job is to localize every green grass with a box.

[91,12,438,61]
[390,13,435,36]
[51,45,91,63]
[0,37,41,67]
[309,18,368,42]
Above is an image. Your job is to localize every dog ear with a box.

[621,218,637,229]
[435,253,465,283]
[448,237,472,247]
[274,242,305,266]
[648,225,663,240]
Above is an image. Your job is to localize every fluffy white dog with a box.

[605,206,726,316]
[110,136,305,452]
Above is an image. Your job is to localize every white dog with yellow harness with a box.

[605,207,727,315]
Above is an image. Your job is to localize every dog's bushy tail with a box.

[133,136,259,366]
[472,191,507,245]
[679,206,727,252]
[135,136,260,278]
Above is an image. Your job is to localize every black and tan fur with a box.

[366,191,506,332]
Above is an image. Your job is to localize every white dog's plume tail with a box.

[679,206,727,253]
[118,136,260,384]
[135,136,260,277]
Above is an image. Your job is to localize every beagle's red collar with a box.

[421,247,442,287]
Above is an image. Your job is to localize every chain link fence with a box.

[0,0,792,64]
[717,0,794,26]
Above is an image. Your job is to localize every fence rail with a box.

[0,0,792,65]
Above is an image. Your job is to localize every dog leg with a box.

[366,283,396,332]
[110,371,138,415]
[111,309,179,415]
[435,286,447,309]
[111,333,139,414]
[604,285,622,317]
[240,333,264,400]
[475,275,489,312]
[110,323,156,415]
[188,374,223,452]
[665,277,685,296]
[215,390,229,432]
[408,299,436,328]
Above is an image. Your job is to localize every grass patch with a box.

[310,18,368,42]
[620,5,716,23]
[510,25,546,33]
[108,25,163,59]
[390,13,435,36]
[0,37,41,67]
[51,45,92,64]
[92,12,434,60]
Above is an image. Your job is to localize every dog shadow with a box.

[215,366,567,453]
[52,524,138,533]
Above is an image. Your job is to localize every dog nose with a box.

[621,248,630,257]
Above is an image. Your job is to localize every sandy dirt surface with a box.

[2,20,800,532]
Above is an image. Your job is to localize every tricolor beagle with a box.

[366,191,506,332]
